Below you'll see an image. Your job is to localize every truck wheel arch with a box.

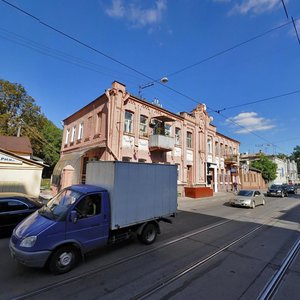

[136,221,160,236]
[47,242,84,266]
[47,244,81,274]
[137,221,160,245]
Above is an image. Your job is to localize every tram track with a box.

[12,219,233,300]
[132,223,268,300]
[257,237,300,300]
[12,203,300,300]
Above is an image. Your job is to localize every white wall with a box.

[0,164,43,197]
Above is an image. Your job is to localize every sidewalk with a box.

[39,188,53,204]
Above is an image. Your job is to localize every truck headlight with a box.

[20,236,37,248]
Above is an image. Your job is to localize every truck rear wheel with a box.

[48,245,79,274]
[138,223,158,245]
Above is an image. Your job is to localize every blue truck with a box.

[9,162,177,274]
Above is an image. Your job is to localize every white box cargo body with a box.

[86,161,177,230]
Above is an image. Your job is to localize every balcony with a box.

[224,154,239,165]
[149,134,175,152]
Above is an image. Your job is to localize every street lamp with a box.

[138,77,168,97]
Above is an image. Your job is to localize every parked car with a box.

[282,184,297,194]
[267,185,288,197]
[0,193,43,236]
[230,190,265,208]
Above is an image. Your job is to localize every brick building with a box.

[52,81,240,196]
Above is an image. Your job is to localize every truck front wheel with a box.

[48,245,79,274]
[138,223,158,245]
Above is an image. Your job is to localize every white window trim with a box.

[78,122,84,140]
[65,129,70,145]
[71,126,76,142]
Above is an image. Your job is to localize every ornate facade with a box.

[52,81,240,195]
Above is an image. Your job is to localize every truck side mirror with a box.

[70,210,78,223]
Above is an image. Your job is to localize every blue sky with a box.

[0,0,299,155]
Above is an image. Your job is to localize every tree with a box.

[290,146,300,178]
[276,153,288,160]
[250,154,277,182]
[0,79,62,171]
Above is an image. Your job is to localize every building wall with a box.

[56,81,240,195]
[0,151,43,197]
[240,168,266,190]
[270,157,287,185]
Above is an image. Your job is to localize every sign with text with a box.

[0,153,22,164]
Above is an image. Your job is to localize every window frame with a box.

[139,115,148,136]
[186,131,192,148]
[124,111,134,134]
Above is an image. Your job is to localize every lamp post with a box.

[138,77,168,98]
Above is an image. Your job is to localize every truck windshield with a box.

[39,189,82,221]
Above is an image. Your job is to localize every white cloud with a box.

[226,112,275,134]
[289,18,300,39]
[105,0,167,28]
[105,0,125,17]
[214,0,283,16]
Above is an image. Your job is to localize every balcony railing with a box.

[149,134,175,152]
[224,154,239,165]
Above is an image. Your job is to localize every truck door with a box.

[66,193,109,251]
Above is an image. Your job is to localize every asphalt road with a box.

[1,192,300,300]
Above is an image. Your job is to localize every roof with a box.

[0,136,32,154]
[68,184,107,194]
[0,147,44,168]
[216,132,240,144]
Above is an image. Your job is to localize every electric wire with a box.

[281,0,289,19]
[0,0,294,152]
[0,27,144,85]
[215,89,300,113]
[0,0,155,83]
[161,19,295,79]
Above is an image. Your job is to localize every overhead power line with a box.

[0,0,290,152]
[215,89,300,113]
[162,20,294,79]
[2,0,298,88]
[292,17,300,46]
[0,27,144,85]
[281,0,289,19]
[0,0,155,83]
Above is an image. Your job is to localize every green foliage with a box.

[0,79,62,168]
[276,153,288,160]
[250,154,277,182]
[290,146,300,178]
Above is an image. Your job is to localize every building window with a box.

[78,122,84,140]
[207,138,212,154]
[138,159,147,163]
[175,128,181,145]
[215,142,219,156]
[124,111,133,133]
[224,145,228,156]
[71,126,76,143]
[96,112,102,134]
[122,156,131,162]
[65,129,70,144]
[165,124,172,136]
[186,131,192,148]
[139,115,148,136]
[220,143,223,157]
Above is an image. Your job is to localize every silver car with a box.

[230,190,265,208]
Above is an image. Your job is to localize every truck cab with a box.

[10,185,110,274]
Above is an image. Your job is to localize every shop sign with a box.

[0,153,22,164]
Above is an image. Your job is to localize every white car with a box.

[230,190,265,208]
